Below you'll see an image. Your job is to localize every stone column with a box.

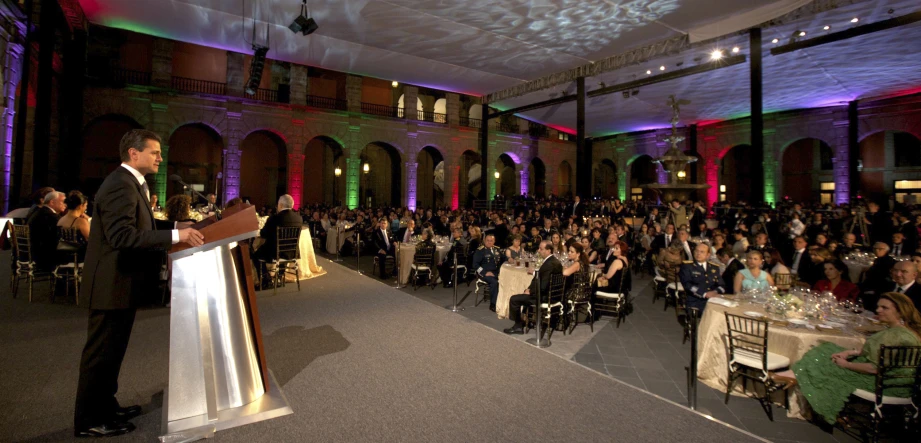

[446,93,460,126]
[833,119,851,204]
[226,51,245,97]
[518,163,529,196]
[448,164,460,210]
[290,64,308,106]
[618,170,628,202]
[346,75,362,114]
[223,112,243,203]
[705,159,720,208]
[151,38,173,89]
[1,39,23,214]
[403,86,418,120]
[404,161,418,211]
[762,129,777,205]
[345,126,362,209]
[287,153,305,209]
[149,103,171,202]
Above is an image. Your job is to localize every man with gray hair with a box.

[27,190,67,270]
[253,194,303,265]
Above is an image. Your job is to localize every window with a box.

[631,187,643,201]
[894,132,921,167]
[820,182,835,204]
[719,184,727,202]
[894,180,921,204]
[558,132,570,141]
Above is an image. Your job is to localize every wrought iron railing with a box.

[460,117,482,129]
[361,102,404,118]
[253,88,279,103]
[497,122,520,133]
[417,110,447,123]
[528,123,550,138]
[171,76,227,96]
[307,95,348,111]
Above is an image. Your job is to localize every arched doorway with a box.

[460,150,481,206]
[782,138,834,203]
[529,158,546,197]
[720,144,754,203]
[80,115,144,196]
[240,130,287,209]
[417,146,445,209]
[558,161,573,198]
[303,136,344,206]
[860,130,921,203]
[594,159,617,198]
[359,142,402,207]
[397,95,424,119]
[495,153,516,198]
[630,155,657,201]
[167,123,224,205]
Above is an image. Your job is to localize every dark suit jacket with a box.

[651,233,675,254]
[80,167,173,310]
[900,283,921,310]
[528,255,563,297]
[256,209,303,261]
[676,240,696,261]
[371,228,394,254]
[397,226,421,243]
[722,259,745,294]
[860,255,897,295]
[26,206,61,270]
[568,203,585,218]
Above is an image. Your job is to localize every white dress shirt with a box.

[121,164,179,244]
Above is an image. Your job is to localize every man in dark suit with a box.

[75,130,204,438]
[860,242,897,310]
[27,190,66,271]
[890,232,914,257]
[717,248,744,294]
[504,240,563,334]
[438,227,468,288]
[674,228,696,262]
[397,219,420,243]
[679,243,726,314]
[785,236,811,278]
[887,261,921,309]
[372,218,395,279]
[651,223,676,255]
[253,194,303,265]
[568,196,585,218]
[865,202,891,246]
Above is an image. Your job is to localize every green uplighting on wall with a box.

[102,19,172,39]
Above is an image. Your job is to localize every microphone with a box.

[170,174,209,203]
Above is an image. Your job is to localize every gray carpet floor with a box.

[0,253,767,442]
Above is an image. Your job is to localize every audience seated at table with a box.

[27,190,66,271]
[812,260,859,303]
[733,250,774,293]
[503,240,563,334]
[860,242,897,310]
[253,194,303,265]
[164,195,196,223]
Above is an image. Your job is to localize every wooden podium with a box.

[161,204,292,441]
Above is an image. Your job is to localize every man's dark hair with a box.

[119,129,162,162]
[717,247,733,258]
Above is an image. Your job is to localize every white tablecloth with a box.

[397,242,451,285]
[326,227,355,254]
[254,227,326,280]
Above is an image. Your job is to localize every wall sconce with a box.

[334,166,342,177]
[494,171,500,179]
[363,163,370,173]
[677,170,687,179]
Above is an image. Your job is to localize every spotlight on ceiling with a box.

[798,31,806,37]
[823,25,830,30]
[731,47,740,53]
[851,17,859,23]
[392,81,398,88]
[289,0,319,36]
[771,38,779,44]
[710,49,723,60]
[646,69,652,75]
[659,65,665,71]
[631,89,639,97]
[622,91,630,99]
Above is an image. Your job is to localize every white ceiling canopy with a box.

[79,0,787,95]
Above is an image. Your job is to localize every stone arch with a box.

[859,130,921,202]
[594,158,617,198]
[529,157,547,198]
[780,138,834,203]
[495,153,517,198]
[460,150,482,206]
[397,95,423,113]
[720,144,754,203]
[558,160,573,198]
[468,105,482,121]
[417,146,445,208]
[858,119,921,144]
[629,154,657,201]
[167,123,225,203]
[303,135,346,205]
[80,114,145,196]
[359,142,403,207]
[434,98,446,115]
[240,130,287,209]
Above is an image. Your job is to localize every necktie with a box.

[894,244,901,256]
[700,263,706,271]
[897,285,905,294]
[141,182,150,201]
[666,235,671,246]
[792,251,802,272]
[684,242,691,258]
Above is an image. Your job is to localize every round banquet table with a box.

[253,226,326,280]
[495,263,600,320]
[397,242,451,285]
[696,300,868,419]
[325,226,355,254]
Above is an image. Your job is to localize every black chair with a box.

[52,227,85,304]
[566,270,593,334]
[524,273,565,341]
[473,278,490,307]
[838,345,921,443]
[11,224,53,302]
[595,268,631,327]
[724,313,791,421]
[260,226,301,294]
[408,245,436,290]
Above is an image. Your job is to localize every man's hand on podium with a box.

[179,227,205,247]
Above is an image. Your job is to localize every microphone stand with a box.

[446,250,463,312]
[355,232,363,275]
[526,266,550,348]
[334,225,343,262]
[170,176,209,206]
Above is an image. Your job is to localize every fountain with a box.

[642,95,710,202]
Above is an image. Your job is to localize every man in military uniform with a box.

[472,233,501,311]
[438,227,468,288]
[679,243,726,314]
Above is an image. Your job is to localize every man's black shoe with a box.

[75,421,136,438]
[489,305,496,313]
[113,405,142,421]
[503,326,524,334]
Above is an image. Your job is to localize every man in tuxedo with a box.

[890,232,913,257]
[896,213,918,254]
[371,219,395,279]
[786,236,811,278]
[865,202,891,245]
[651,223,676,255]
[836,233,864,258]
[27,190,66,271]
[503,240,563,334]
[675,228,695,261]
[539,218,555,239]
[438,227,468,287]
[75,130,204,438]
[645,207,660,227]
[253,194,303,265]
[397,219,420,243]
[568,195,585,218]
[860,242,897,310]
[717,248,744,294]
[679,243,726,314]
[888,261,921,309]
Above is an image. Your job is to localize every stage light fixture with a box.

[622,91,630,99]
[659,65,665,71]
[851,17,859,23]
[732,47,740,53]
[245,45,270,96]
[823,25,830,30]
[631,89,639,96]
[494,171,500,179]
[772,38,779,44]
[799,31,807,37]
[646,70,651,75]
[710,49,723,60]
[289,0,319,35]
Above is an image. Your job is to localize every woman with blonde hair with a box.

[733,250,775,293]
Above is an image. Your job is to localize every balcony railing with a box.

[417,110,447,124]
[497,122,520,133]
[307,95,348,111]
[459,117,481,129]
[171,76,227,96]
[361,102,404,118]
[109,68,151,86]
[528,123,550,138]
[251,88,280,103]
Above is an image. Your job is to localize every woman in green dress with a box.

[784,292,921,424]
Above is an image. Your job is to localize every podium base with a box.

[160,369,292,441]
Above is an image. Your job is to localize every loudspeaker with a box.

[245,46,270,96]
